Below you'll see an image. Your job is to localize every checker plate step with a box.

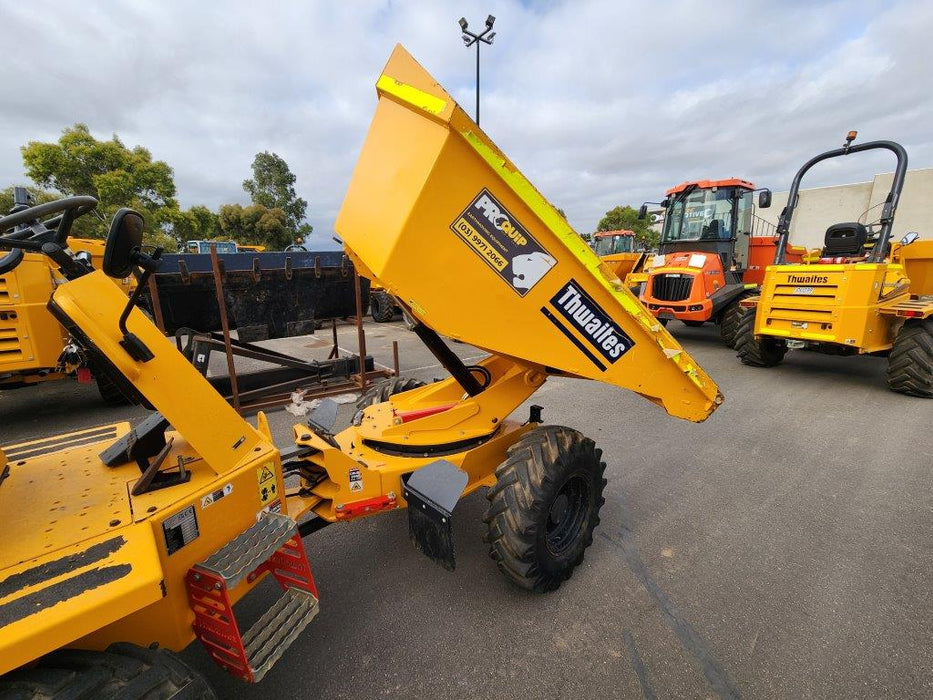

[244,587,319,682]
[198,512,295,589]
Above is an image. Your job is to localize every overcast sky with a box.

[2,0,931,247]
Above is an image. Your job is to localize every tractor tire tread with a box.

[719,290,757,348]
[886,319,933,397]
[352,376,427,424]
[482,425,606,593]
[0,643,216,700]
[95,367,131,406]
[370,290,396,323]
[735,305,786,367]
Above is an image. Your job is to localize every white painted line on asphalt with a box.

[403,354,490,373]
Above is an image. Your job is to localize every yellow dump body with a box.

[337,46,720,422]
[893,239,933,297]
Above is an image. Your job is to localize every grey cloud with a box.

[0,0,929,245]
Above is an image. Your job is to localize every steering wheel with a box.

[0,196,99,275]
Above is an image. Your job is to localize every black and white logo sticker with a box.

[450,189,556,296]
[542,280,635,370]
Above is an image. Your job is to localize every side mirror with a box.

[900,231,920,246]
[637,204,648,220]
[103,208,145,278]
[758,189,772,209]
[660,198,669,208]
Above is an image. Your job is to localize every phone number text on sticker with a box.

[450,189,556,296]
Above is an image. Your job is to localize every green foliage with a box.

[217,203,291,250]
[242,152,311,239]
[21,124,181,244]
[0,186,60,215]
[169,204,219,244]
[579,232,592,243]
[596,205,659,249]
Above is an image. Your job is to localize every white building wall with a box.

[757,167,932,249]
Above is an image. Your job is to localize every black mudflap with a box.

[403,460,468,571]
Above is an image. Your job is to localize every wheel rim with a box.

[545,474,592,556]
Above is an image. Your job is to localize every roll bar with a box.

[773,137,908,264]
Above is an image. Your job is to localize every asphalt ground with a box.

[1,317,930,699]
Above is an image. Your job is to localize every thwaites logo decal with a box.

[450,188,556,296]
[787,274,828,285]
[542,280,635,370]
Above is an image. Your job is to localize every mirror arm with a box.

[119,269,152,337]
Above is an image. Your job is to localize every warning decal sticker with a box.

[450,188,556,296]
[257,462,278,504]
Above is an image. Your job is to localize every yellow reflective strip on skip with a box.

[376,74,446,115]
[0,524,164,675]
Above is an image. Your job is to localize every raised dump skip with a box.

[337,45,722,422]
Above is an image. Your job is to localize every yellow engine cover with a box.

[754,262,910,351]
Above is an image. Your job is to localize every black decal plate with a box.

[162,505,199,555]
[544,279,635,368]
[450,188,556,296]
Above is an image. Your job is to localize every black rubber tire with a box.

[682,320,705,328]
[370,290,396,323]
[735,306,786,367]
[0,642,216,699]
[95,367,131,406]
[886,319,933,397]
[483,425,606,593]
[719,291,756,348]
[352,376,427,425]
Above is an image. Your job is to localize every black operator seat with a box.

[701,219,721,240]
[822,222,868,258]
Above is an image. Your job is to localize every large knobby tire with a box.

[483,425,606,593]
[352,376,427,425]
[719,291,757,348]
[886,319,933,397]
[95,368,131,406]
[0,643,216,699]
[735,306,786,367]
[370,290,396,323]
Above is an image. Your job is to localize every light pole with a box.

[458,14,495,125]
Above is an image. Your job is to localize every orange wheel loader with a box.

[637,179,806,346]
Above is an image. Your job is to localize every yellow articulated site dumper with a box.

[591,229,648,293]
[1,187,136,404]
[0,45,721,697]
[735,132,933,396]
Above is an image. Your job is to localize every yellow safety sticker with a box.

[257,462,278,504]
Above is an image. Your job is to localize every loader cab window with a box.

[732,189,754,269]
[593,234,634,255]
[662,187,738,243]
[186,240,239,254]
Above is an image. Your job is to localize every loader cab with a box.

[593,230,636,255]
[659,180,757,270]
